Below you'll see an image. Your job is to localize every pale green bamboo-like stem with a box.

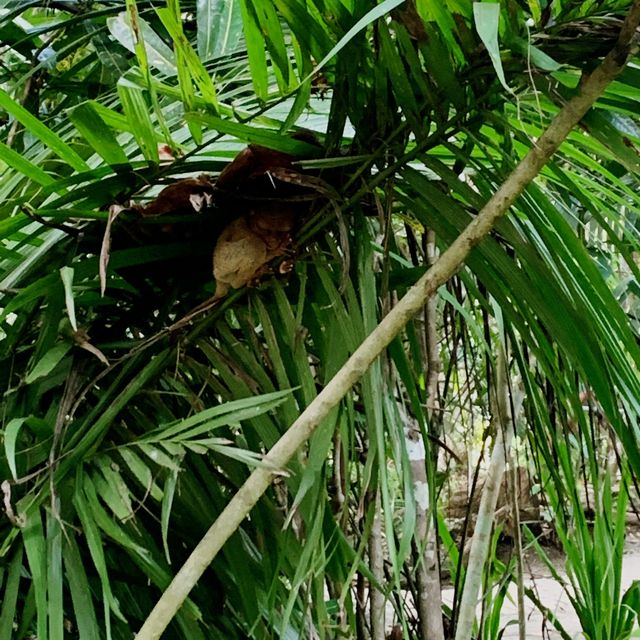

[453,345,521,640]
[136,6,640,637]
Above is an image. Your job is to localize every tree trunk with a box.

[414,228,445,640]
[454,345,522,640]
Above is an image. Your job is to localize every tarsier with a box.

[210,144,325,300]
[111,143,328,302]
[210,161,338,299]
[212,206,296,300]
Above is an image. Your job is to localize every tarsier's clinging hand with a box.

[212,208,296,299]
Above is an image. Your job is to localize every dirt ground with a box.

[470,531,640,639]
[385,528,640,638]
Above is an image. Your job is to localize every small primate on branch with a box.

[210,141,333,300]
[212,206,296,300]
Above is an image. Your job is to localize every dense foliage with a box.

[1,1,640,638]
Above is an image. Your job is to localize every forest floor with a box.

[472,529,640,639]
[383,530,640,637]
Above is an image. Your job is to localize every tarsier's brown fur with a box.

[212,207,296,299]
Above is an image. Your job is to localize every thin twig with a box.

[21,206,80,238]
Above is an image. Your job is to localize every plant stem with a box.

[453,345,521,640]
[369,489,385,640]
[414,228,445,640]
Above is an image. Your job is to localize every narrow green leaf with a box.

[377,21,421,135]
[25,342,72,384]
[0,273,57,320]
[248,0,291,90]
[393,21,437,108]
[419,22,466,108]
[68,103,129,166]
[196,340,282,446]
[0,89,88,172]
[46,509,64,640]
[59,266,77,332]
[512,37,561,71]
[117,447,164,501]
[4,418,26,481]
[302,0,406,84]
[82,479,174,593]
[136,443,181,470]
[185,113,321,155]
[197,0,243,61]
[107,12,176,76]
[161,468,179,564]
[0,547,23,640]
[156,7,219,110]
[117,80,160,163]
[63,535,101,640]
[248,305,291,416]
[73,482,126,625]
[121,1,176,148]
[280,499,326,633]
[273,285,317,401]
[473,2,512,93]
[289,406,338,514]
[21,510,47,640]
[142,389,293,442]
[418,0,466,65]
[238,0,268,101]
[0,141,54,186]
[281,79,311,132]
[92,461,135,522]
[81,102,135,134]
[60,350,174,467]
[195,441,264,465]
[126,0,152,80]
[582,110,640,175]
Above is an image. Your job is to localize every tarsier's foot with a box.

[278,259,294,274]
[212,281,230,301]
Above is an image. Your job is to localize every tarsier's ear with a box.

[189,192,213,213]
[215,145,295,193]
[136,176,215,218]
